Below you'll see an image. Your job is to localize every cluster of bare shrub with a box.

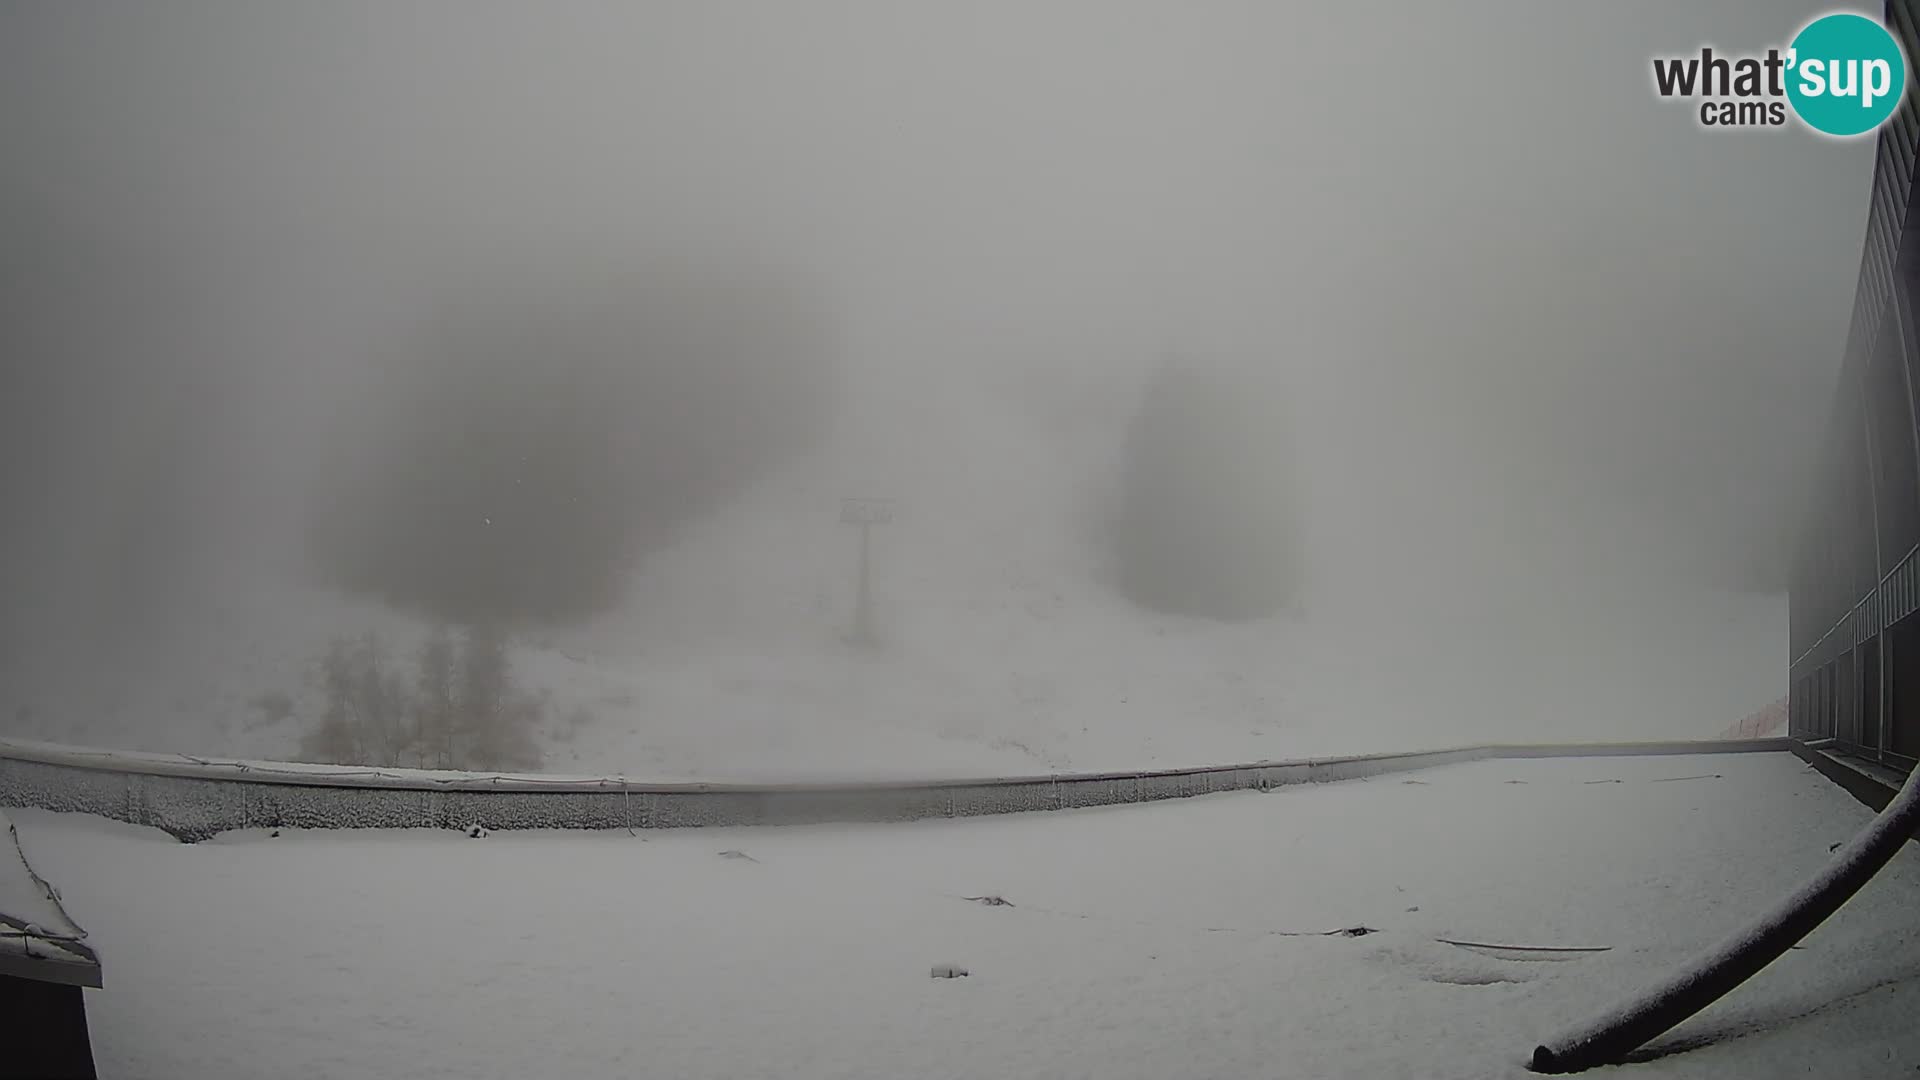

[298,624,542,772]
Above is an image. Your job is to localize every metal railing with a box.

[0,736,1790,844]
[1791,541,1920,681]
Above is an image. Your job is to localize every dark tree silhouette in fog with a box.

[308,270,837,625]
[1110,360,1300,621]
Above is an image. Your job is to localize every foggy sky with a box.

[0,1,1877,745]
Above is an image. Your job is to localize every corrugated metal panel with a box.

[1792,32,1920,681]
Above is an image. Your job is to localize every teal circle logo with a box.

[1786,13,1907,136]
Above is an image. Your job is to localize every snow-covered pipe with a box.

[1531,752,1920,1073]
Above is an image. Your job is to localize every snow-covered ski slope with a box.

[0,359,1787,780]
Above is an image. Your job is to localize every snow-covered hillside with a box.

[0,356,1787,780]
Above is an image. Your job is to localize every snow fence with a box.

[0,737,1789,843]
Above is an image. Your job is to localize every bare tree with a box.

[300,633,413,766]
[413,625,457,769]
[451,624,543,772]
[298,624,543,772]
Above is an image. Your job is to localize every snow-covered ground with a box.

[0,357,1789,779]
[12,751,1917,1079]
[0,448,1788,783]
[0,808,95,978]
[0,567,1788,781]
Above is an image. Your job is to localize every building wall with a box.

[1789,0,1920,768]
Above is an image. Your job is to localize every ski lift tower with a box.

[840,497,895,648]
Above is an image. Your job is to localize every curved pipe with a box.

[1531,753,1920,1073]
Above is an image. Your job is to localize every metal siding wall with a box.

[1790,3,1920,766]
[1870,324,1920,559]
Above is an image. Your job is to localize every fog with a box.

[0,2,1871,766]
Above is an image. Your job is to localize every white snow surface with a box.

[0,809,72,932]
[0,491,1787,783]
[0,359,1788,778]
[0,807,93,974]
[13,752,1920,1079]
